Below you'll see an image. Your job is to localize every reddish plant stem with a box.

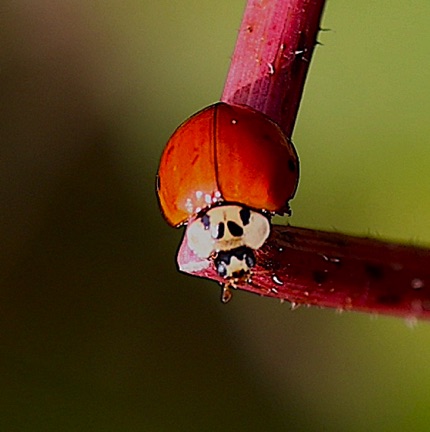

[222,0,325,137]
[176,0,430,320]
[178,226,430,320]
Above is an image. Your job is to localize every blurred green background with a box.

[1,1,430,431]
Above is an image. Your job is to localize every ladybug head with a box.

[185,204,270,278]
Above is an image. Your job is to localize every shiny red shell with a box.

[157,102,299,227]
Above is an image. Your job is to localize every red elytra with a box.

[157,102,299,227]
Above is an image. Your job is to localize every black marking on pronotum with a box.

[239,207,251,226]
[227,221,243,237]
[215,222,225,239]
[365,264,384,280]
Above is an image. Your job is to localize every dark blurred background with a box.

[1,1,430,431]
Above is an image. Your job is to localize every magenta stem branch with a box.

[221,0,326,137]
[178,226,430,320]
[176,0,430,320]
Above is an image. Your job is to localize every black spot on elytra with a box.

[262,133,272,143]
[227,221,243,237]
[288,159,296,172]
[313,270,328,285]
[191,154,199,166]
[377,294,401,305]
[365,264,384,280]
[239,207,251,226]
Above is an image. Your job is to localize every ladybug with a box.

[157,102,299,279]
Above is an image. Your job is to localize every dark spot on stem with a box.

[278,231,294,244]
[313,270,328,285]
[365,264,384,280]
[421,300,430,311]
[377,294,401,305]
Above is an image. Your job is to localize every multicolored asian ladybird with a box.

[157,102,299,280]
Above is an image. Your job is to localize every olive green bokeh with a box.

[1,1,430,431]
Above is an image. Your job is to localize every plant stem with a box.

[221,0,326,137]
[176,0,430,320]
[178,226,430,320]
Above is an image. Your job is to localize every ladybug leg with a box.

[221,284,233,303]
[220,280,239,303]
